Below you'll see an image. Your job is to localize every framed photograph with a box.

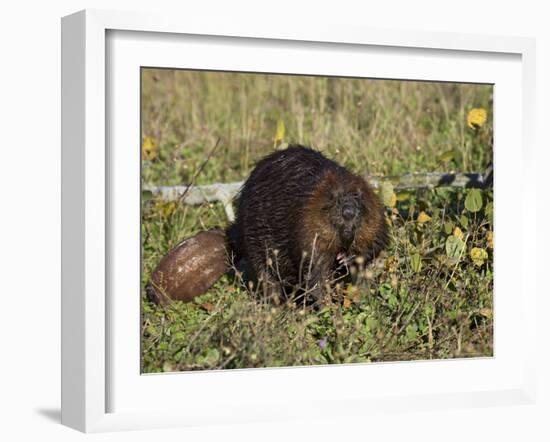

[61,9,537,432]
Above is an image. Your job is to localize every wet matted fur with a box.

[227,145,388,303]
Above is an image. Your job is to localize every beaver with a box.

[227,145,388,304]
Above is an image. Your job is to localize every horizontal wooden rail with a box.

[142,170,492,222]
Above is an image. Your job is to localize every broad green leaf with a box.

[485,201,494,224]
[205,348,220,365]
[172,331,185,341]
[438,149,455,164]
[465,189,483,213]
[379,182,396,208]
[446,235,465,259]
[410,252,422,272]
[405,324,418,341]
[365,317,378,331]
[460,214,469,229]
[396,191,411,202]
[142,190,154,201]
[444,221,454,235]
[435,188,450,200]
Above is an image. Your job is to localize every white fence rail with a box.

[143,171,490,222]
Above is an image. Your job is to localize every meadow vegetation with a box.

[141,69,493,372]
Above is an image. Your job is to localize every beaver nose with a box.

[342,204,356,221]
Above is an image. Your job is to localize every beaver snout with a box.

[342,203,357,221]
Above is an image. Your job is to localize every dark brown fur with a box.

[227,145,388,303]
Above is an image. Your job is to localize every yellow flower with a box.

[274,119,285,146]
[142,136,157,160]
[342,297,352,309]
[467,108,487,129]
[470,247,488,267]
[155,200,177,218]
[385,255,398,273]
[417,211,431,223]
[453,226,464,240]
[486,230,494,249]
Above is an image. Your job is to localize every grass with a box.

[141,68,493,373]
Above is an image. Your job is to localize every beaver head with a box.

[304,167,387,261]
[324,188,365,247]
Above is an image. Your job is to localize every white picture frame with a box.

[61,9,537,433]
